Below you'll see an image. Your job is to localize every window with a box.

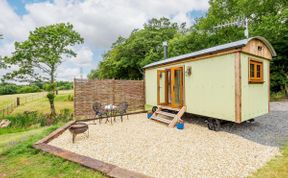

[249,59,264,83]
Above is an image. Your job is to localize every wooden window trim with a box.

[249,59,264,84]
[157,70,166,105]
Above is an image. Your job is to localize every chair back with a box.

[118,102,128,113]
[92,102,102,112]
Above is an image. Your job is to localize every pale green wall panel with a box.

[145,53,236,121]
[185,54,235,121]
[145,69,158,106]
[241,53,269,121]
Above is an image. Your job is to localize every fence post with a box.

[16,97,20,106]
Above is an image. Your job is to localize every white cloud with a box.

[0,1,30,41]
[0,0,209,80]
[56,67,80,81]
[72,47,94,66]
[0,42,15,56]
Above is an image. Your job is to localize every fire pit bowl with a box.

[69,122,89,143]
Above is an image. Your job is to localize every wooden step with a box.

[151,116,172,124]
[158,105,181,112]
[156,111,176,118]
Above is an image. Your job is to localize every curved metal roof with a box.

[143,36,276,69]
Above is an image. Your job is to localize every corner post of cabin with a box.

[235,52,242,123]
[268,62,270,112]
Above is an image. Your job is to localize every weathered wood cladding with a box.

[74,79,145,118]
[242,39,272,60]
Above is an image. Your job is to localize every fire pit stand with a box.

[68,122,89,143]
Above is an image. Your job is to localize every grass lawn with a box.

[0,92,46,109]
[11,90,73,114]
[0,126,106,178]
[250,143,288,178]
[0,90,105,177]
[0,127,47,154]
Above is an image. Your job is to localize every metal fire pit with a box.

[69,122,89,143]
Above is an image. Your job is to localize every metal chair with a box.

[116,102,128,122]
[92,102,108,124]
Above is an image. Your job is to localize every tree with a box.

[3,23,84,118]
[88,17,183,79]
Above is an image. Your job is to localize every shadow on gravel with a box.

[182,104,288,147]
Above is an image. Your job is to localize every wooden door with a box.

[170,67,183,108]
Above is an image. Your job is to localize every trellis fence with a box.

[74,79,145,118]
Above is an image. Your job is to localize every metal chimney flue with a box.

[163,41,168,59]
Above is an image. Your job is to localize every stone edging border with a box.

[33,111,152,178]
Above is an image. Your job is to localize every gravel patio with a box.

[49,102,288,178]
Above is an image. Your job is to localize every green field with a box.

[11,90,73,115]
[0,90,72,109]
[0,90,73,115]
[0,92,45,109]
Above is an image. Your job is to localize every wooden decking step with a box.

[151,116,172,124]
[158,105,180,112]
[156,111,176,118]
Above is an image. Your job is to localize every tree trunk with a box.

[49,92,56,116]
[48,66,56,120]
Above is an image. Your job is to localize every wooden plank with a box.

[168,106,186,128]
[235,52,242,123]
[158,105,180,112]
[108,167,152,178]
[34,143,152,177]
[151,116,171,124]
[34,143,116,174]
[268,62,270,112]
[156,111,176,118]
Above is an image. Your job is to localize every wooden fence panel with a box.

[74,79,145,118]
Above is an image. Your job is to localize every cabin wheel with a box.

[207,119,221,131]
[152,106,158,113]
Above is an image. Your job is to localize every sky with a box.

[0,0,209,81]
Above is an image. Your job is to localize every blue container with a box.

[147,113,153,119]
[176,122,184,129]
